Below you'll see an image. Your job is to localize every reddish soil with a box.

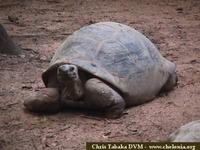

[0,0,200,149]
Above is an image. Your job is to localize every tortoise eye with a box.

[69,66,75,72]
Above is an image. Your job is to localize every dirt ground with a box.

[0,0,200,149]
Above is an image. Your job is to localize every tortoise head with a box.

[57,64,79,83]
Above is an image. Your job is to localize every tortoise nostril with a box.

[58,67,62,73]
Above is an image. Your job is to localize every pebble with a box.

[20,54,26,58]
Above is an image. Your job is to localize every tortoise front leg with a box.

[23,88,61,113]
[84,78,126,118]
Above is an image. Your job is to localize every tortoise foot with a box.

[24,88,60,113]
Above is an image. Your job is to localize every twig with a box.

[61,32,72,36]
[11,33,71,39]
[0,3,20,8]
[11,32,71,37]
[80,115,102,121]
[22,48,39,54]
[6,102,18,107]
[0,68,15,71]
[31,138,39,150]
[22,80,36,84]
[10,34,47,38]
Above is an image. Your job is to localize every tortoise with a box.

[168,120,200,142]
[24,22,177,118]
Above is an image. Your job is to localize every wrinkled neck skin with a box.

[60,78,84,102]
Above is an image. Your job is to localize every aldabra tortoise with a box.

[24,22,177,118]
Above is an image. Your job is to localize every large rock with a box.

[169,120,200,142]
[0,24,21,55]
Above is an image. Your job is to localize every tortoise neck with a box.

[61,78,84,101]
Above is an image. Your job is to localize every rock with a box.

[40,55,47,61]
[8,15,19,24]
[168,120,200,142]
[0,24,21,55]
[20,54,26,58]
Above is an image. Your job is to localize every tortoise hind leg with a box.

[161,72,178,92]
[23,88,60,113]
[84,78,126,118]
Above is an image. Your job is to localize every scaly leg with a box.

[84,78,126,118]
[24,88,60,113]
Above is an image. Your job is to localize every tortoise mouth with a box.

[58,72,77,80]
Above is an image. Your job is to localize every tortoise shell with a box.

[42,22,176,106]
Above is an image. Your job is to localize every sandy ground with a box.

[0,0,200,149]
